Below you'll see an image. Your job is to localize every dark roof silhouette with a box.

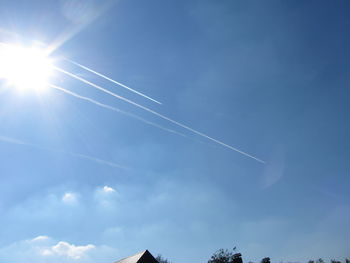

[114,250,158,263]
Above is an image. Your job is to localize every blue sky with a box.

[0,0,349,262]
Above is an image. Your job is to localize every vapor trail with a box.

[54,66,265,164]
[68,152,126,169]
[49,84,186,138]
[66,59,162,105]
[0,135,126,169]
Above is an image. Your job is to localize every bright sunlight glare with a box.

[0,44,53,92]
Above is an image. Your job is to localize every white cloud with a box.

[102,186,116,193]
[0,236,118,263]
[62,192,78,205]
[41,241,95,260]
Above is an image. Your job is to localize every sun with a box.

[0,43,54,92]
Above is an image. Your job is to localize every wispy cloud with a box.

[30,236,51,243]
[0,135,32,146]
[261,145,286,188]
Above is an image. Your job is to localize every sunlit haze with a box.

[0,1,349,263]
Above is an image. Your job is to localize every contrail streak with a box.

[68,152,126,169]
[66,59,162,105]
[49,84,187,138]
[54,66,265,164]
[0,134,126,169]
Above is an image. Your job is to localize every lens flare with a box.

[0,44,53,92]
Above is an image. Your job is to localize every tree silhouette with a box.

[261,257,270,263]
[207,248,241,263]
[208,249,234,263]
[155,254,172,263]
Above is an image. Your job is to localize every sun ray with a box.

[46,0,116,54]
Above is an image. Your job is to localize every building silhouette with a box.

[114,250,159,263]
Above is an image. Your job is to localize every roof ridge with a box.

[113,250,148,263]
